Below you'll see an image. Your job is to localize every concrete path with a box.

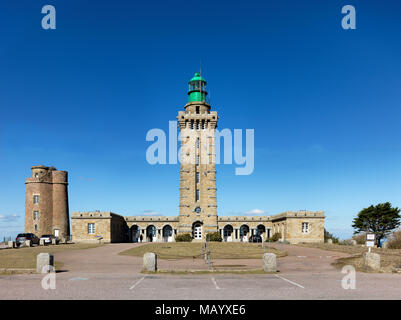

[1,243,401,299]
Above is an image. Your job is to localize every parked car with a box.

[249,235,262,243]
[15,233,40,246]
[40,234,57,245]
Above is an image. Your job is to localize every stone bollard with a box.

[40,239,45,246]
[25,240,31,247]
[51,238,57,245]
[36,253,54,273]
[7,241,14,248]
[350,240,357,246]
[382,242,389,249]
[327,239,333,244]
[363,252,380,271]
[143,252,157,272]
[263,253,277,272]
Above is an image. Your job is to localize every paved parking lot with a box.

[1,243,401,299]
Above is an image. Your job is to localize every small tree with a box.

[324,229,339,243]
[266,232,281,242]
[352,202,401,246]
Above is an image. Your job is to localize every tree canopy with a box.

[352,202,400,245]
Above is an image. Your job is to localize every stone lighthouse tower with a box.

[177,73,218,240]
[25,165,70,239]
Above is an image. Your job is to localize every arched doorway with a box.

[146,225,157,242]
[240,225,249,242]
[256,224,266,240]
[162,225,173,242]
[192,221,202,240]
[223,225,233,242]
[131,225,140,243]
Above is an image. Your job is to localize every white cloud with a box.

[141,210,162,216]
[245,209,266,215]
[0,214,20,222]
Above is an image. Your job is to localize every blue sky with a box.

[1,0,401,240]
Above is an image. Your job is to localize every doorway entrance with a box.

[131,225,140,242]
[223,225,233,242]
[192,222,202,240]
[146,225,157,242]
[162,225,173,242]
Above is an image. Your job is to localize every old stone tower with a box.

[177,73,218,240]
[25,165,70,238]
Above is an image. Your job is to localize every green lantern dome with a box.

[188,72,208,102]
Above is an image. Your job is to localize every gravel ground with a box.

[1,243,401,299]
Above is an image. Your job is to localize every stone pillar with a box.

[350,239,357,246]
[7,241,14,248]
[40,239,45,246]
[327,239,333,244]
[25,240,31,247]
[37,253,54,273]
[263,253,277,272]
[51,238,57,245]
[143,252,157,272]
[363,252,380,271]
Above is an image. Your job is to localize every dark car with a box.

[15,233,40,246]
[249,235,262,243]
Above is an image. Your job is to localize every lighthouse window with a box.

[196,190,200,201]
[196,172,200,183]
[196,106,199,114]
[33,211,39,220]
[33,195,39,204]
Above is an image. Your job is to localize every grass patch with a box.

[119,242,285,259]
[299,242,401,273]
[0,243,102,270]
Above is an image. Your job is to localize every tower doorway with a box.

[192,222,202,240]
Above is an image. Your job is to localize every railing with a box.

[2,236,12,243]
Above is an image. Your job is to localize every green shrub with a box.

[324,229,339,244]
[175,233,192,242]
[266,232,281,242]
[206,232,222,242]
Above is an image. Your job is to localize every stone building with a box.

[25,165,70,239]
[71,72,325,244]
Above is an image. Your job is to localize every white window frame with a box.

[88,223,95,234]
[302,222,309,234]
[33,211,39,220]
[33,195,39,204]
